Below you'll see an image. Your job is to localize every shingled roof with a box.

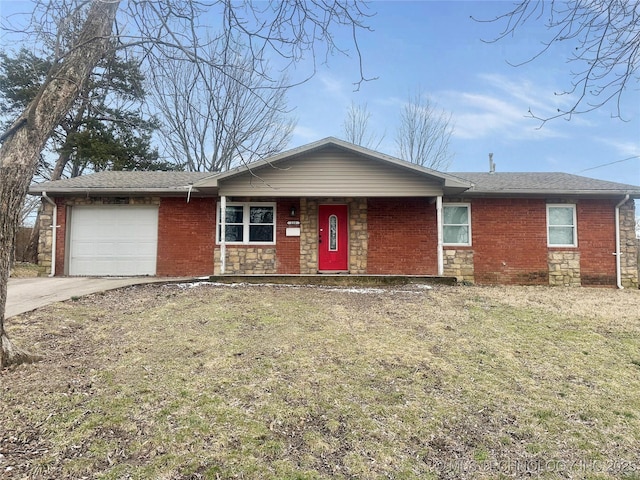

[28,168,640,198]
[450,172,640,197]
[29,171,215,195]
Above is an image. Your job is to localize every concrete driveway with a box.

[5,277,195,319]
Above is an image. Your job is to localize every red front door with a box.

[318,204,348,271]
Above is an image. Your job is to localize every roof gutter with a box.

[41,192,57,277]
[614,194,630,289]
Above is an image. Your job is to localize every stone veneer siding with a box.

[214,247,276,274]
[36,200,55,275]
[548,251,581,286]
[442,249,474,283]
[619,200,638,289]
[299,198,367,274]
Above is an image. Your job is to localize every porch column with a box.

[220,195,226,274]
[436,196,444,276]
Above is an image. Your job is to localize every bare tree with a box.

[147,37,295,172]
[395,91,454,170]
[0,0,119,367]
[477,1,640,122]
[341,101,384,150]
[0,0,373,368]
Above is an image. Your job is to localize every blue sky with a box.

[286,1,640,189]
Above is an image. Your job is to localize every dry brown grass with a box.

[9,262,40,278]
[2,283,640,479]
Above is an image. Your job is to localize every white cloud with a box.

[476,73,574,119]
[435,73,588,142]
[597,138,640,158]
[292,125,324,145]
[318,74,349,100]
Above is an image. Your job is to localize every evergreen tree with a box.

[0,47,173,179]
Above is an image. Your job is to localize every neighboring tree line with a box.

[341,91,454,171]
[0,44,295,178]
[2,47,454,181]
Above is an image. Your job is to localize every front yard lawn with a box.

[2,283,640,479]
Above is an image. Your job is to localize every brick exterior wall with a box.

[35,193,638,287]
[37,198,69,276]
[452,197,637,287]
[576,199,616,286]
[367,198,438,275]
[466,198,549,285]
[157,197,216,276]
[275,199,300,273]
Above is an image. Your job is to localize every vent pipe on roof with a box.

[489,153,495,174]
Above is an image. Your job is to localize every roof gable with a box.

[194,137,471,196]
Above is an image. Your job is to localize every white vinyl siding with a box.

[68,205,158,276]
[217,202,276,245]
[443,203,471,246]
[547,204,577,247]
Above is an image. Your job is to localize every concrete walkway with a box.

[5,277,195,319]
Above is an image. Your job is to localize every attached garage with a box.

[68,205,159,276]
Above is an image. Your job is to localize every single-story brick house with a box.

[29,137,640,287]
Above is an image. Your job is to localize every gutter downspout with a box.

[614,194,630,289]
[436,196,444,276]
[220,195,226,275]
[42,192,57,277]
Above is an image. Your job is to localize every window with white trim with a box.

[547,204,577,247]
[443,203,471,246]
[217,202,276,244]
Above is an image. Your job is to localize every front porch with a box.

[208,274,458,287]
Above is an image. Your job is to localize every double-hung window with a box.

[443,203,471,246]
[547,204,577,247]
[217,202,276,244]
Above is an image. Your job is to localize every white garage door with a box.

[69,205,159,276]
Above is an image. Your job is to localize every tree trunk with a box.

[0,0,120,369]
